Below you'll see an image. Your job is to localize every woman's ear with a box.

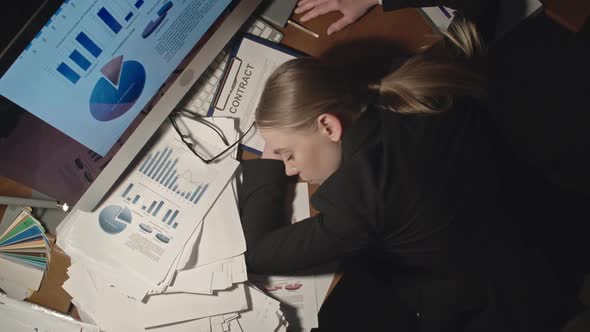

[316,113,343,143]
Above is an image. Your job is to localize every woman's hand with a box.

[294,0,380,35]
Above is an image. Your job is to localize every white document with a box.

[152,248,185,294]
[0,256,44,295]
[66,264,248,331]
[64,211,166,300]
[56,209,81,252]
[142,284,248,327]
[212,37,297,153]
[149,317,211,332]
[314,265,338,309]
[250,274,318,330]
[175,220,204,271]
[229,255,248,284]
[211,314,243,332]
[73,249,156,300]
[62,263,99,318]
[65,264,145,331]
[195,183,246,268]
[64,123,239,295]
[211,257,248,290]
[178,184,246,270]
[166,181,246,294]
[168,254,246,294]
[167,261,216,294]
[290,182,311,223]
[238,285,288,332]
[0,278,35,301]
[0,293,99,332]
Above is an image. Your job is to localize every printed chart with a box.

[120,182,181,230]
[136,146,211,206]
[98,205,133,234]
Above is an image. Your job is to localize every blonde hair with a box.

[256,18,485,130]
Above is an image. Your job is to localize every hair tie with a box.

[367,82,381,106]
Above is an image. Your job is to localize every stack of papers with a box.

[0,210,51,300]
[56,118,287,331]
[0,293,99,332]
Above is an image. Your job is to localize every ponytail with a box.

[256,18,486,130]
[371,17,485,115]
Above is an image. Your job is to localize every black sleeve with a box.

[239,159,368,275]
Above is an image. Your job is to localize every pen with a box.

[0,196,70,211]
[287,19,319,38]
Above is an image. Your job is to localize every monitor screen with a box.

[0,0,251,207]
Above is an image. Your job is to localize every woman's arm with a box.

[239,159,368,274]
[239,159,289,246]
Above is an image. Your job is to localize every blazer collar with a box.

[341,106,381,162]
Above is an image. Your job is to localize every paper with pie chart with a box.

[65,123,239,287]
[98,205,133,234]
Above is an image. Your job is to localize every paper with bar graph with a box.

[65,123,239,289]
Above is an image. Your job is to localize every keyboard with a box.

[179,18,283,116]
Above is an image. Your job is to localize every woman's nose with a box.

[285,165,300,176]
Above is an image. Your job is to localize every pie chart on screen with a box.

[89,55,146,121]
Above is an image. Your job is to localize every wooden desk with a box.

[283,8,435,56]
[541,0,589,32]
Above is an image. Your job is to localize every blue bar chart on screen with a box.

[0,0,233,156]
[69,50,91,70]
[97,7,123,34]
[142,1,174,39]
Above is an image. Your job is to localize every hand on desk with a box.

[295,0,380,35]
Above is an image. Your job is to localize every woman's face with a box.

[260,114,343,184]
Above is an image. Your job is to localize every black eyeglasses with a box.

[169,108,255,164]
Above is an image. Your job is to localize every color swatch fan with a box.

[0,210,51,299]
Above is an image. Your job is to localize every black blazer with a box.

[239,104,574,331]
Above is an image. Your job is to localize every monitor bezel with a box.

[0,0,62,77]
[0,0,264,212]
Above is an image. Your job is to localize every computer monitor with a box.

[0,0,262,212]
